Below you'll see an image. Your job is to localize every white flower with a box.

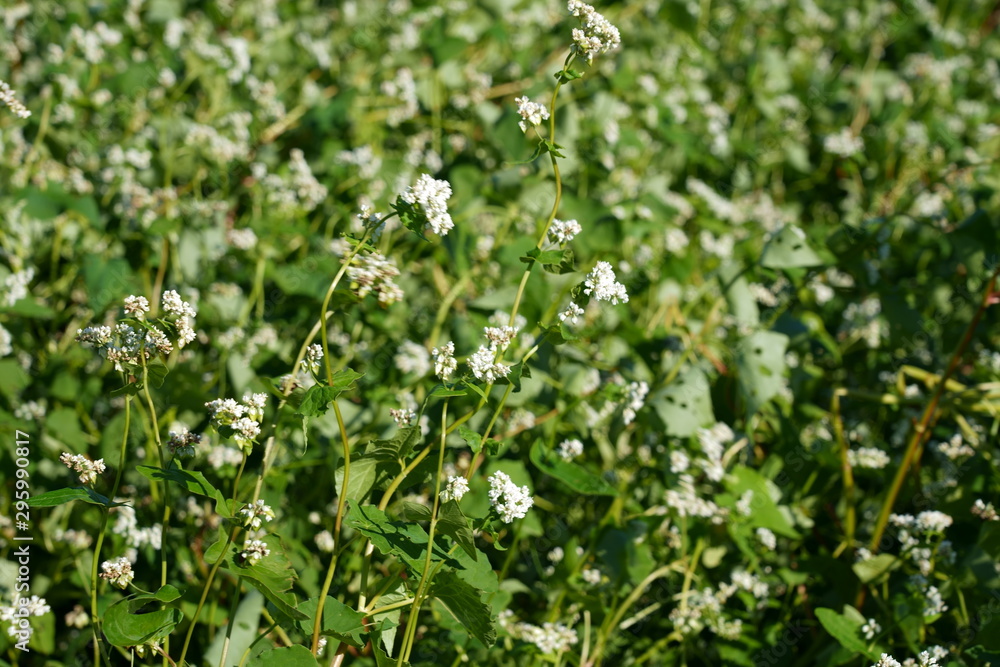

[558,439,584,461]
[395,340,431,375]
[972,499,999,521]
[669,450,690,473]
[848,447,890,469]
[432,341,457,379]
[400,174,454,236]
[99,557,134,589]
[548,219,581,244]
[468,345,511,383]
[238,500,275,529]
[515,96,550,133]
[0,80,30,118]
[581,567,602,585]
[861,618,881,640]
[440,476,470,502]
[390,408,416,427]
[583,261,628,304]
[123,295,150,318]
[567,0,621,64]
[484,326,518,351]
[756,527,777,550]
[547,547,564,563]
[240,539,270,565]
[301,343,324,375]
[346,251,404,305]
[487,471,534,522]
[315,530,335,553]
[59,453,106,485]
[824,127,864,157]
[558,303,584,324]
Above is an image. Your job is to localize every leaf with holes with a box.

[649,367,715,437]
[735,330,788,417]
[761,225,824,268]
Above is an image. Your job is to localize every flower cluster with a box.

[238,500,276,529]
[400,174,454,236]
[499,612,578,654]
[59,452,106,485]
[0,594,50,646]
[848,446,891,469]
[440,475,470,502]
[558,438,583,461]
[548,218,581,244]
[205,393,267,453]
[583,261,629,304]
[487,471,534,523]
[468,345,511,384]
[972,499,999,521]
[515,96,550,133]
[432,341,458,379]
[567,0,621,65]
[346,251,404,306]
[160,290,198,347]
[0,80,30,118]
[239,539,270,566]
[99,556,134,589]
[167,427,201,457]
[301,343,324,375]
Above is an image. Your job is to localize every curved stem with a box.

[312,400,352,654]
[90,395,132,667]
[178,527,239,666]
[867,265,999,556]
[398,402,449,664]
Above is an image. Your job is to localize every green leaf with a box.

[248,645,320,667]
[110,382,140,398]
[438,500,478,562]
[136,464,230,517]
[152,585,182,603]
[0,298,55,319]
[542,323,577,345]
[335,456,378,502]
[519,248,567,266]
[815,607,879,659]
[457,426,483,454]
[296,369,363,416]
[26,487,125,508]
[529,440,617,496]
[429,384,467,398]
[429,570,496,647]
[145,361,169,388]
[649,367,715,437]
[297,597,368,648]
[852,553,898,584]
[735,330,788,417]
[221,535,307,621]
[102,594,183,647]
[366,426,422,462]
[725,467,801,539]
[205,589,263,667]
[556,68,582,82]
[346,503,433,572]
[511,140,549,165]
[761,225,824,269]
[497,361,531,392]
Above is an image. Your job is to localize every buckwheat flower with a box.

[923,585,947,616]
[301,343,323,375]
[848,447,890,469]
[315,530,335,553]
[915,511,952,533]
[243,393,268,422]
[558,438,584,461]
[100,557,134,589]
[390,408,417,427]
[395,340,431,375]
[861,618,881,640]
[0,323,11,357]
[972,499,999,521]
[558,302,585,324]
[0,80,30,118]
[167,428,201,457]
[232,417,261,453]
[239,539,270,565]
[548,219,581,244]
[239,500,275,529]
[488,471,534,522]
[622,380,648,425]
[515,96,550,133]
[873,655,901,667]
[824,127,864,158]
[736,490,754,516]
[583,261,629,304]
[60,452,106,485]
[400,174,454,236]
[346,251,404,305]
[547,547,565,563]
[65,605,89,629]
[160,289,198,348]
[484,326,518,351]
[440,475,470,502]
[756,527,777,550]
[123,295,149,318]
[228,227,258,250]
[581,567,601,585]
[432,341,457,379]
[468,345,511,383]
[567,0,622,65]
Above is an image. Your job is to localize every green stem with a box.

[311,401,352,654]
[178,527,239,666]
[398,402,449,665]
[90,395,132,667]
[218,577,244,667]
